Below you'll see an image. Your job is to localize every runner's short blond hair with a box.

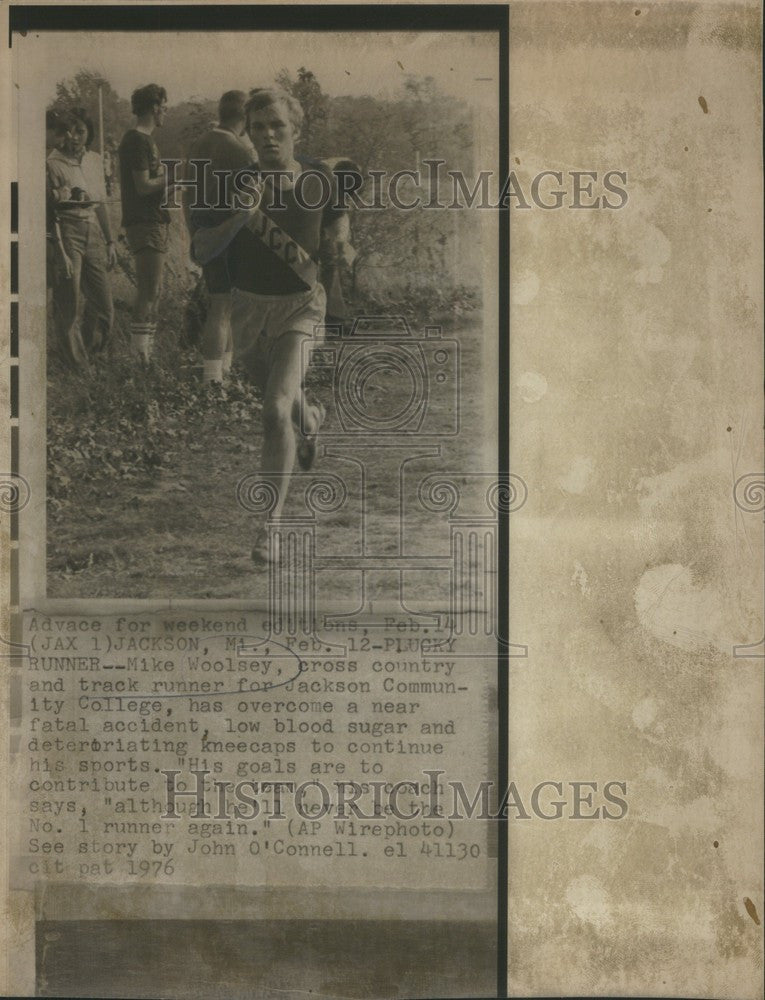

[245,88,304,134]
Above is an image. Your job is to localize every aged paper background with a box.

[1,1,763,998]
[507,3,763,996]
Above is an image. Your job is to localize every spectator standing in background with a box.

[183,90,254,384]
[46,108,64,154]
[46,108,65,299]
[47,108,116,367]
[118,83,172,362]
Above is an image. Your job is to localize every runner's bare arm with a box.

[191,206,257,265]
[323,213,356,267]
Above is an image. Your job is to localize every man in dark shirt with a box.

[118,83,171,361]
[183,90,253,383]
[190,88,354,562]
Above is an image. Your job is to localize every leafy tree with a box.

[48,67,481,311]
[160,97,217,160]
[319,78,475,300]
[275,67,330,152]
[52,70,132,149]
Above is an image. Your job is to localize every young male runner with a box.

[118,83,171,361]
[183,90,253,383]
[190,88,354,562]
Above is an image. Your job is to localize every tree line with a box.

[50,67,481,316]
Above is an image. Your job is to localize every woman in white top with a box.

[47,108,116,367]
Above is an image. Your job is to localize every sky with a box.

[15,30,499,108]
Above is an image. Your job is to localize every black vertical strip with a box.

[10,301,18,357]
[11,182,18,233]
[10,241,18,294]
[10,496,19,542]
[10,610,22,647]
[9,673,22,720]
[10,548,19,606]
[497,9,510,1000]
[10,427,20,543]
[11,425,19,474]
[10,365,19,419]
[485,684,499,860]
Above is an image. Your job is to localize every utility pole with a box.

[98,84,104,158]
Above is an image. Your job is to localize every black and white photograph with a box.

[36,28,500,606]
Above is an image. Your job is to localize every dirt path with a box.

[48,322,493,604]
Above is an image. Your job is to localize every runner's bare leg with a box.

[260,331,307,520]
[291,388,320,435]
